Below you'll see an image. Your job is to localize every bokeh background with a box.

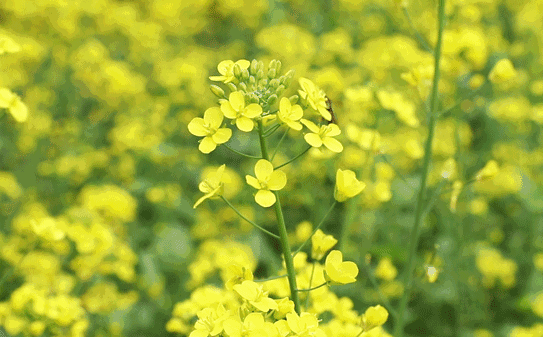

[1,0,543,336]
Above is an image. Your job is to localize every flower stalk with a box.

[394,0,446,336]
[256,119,302,314]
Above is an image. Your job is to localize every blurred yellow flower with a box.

[489,59,517,84]
[311,229,338,261]
[0,88,28,122]
[361,305,389,331]
[334,169,365,202]
[193,164,227,208]
[298,77,331,121]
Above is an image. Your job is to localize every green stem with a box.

[402,7,433,54]
[271,128,289,161]
[221,196,280,239]
[394,1,446,336]
[296,282,327,292]
[292,201,337,257]
[257,120,301,314]
[363,262,399,320]
[223,144,261,159]
[274,145,312,170]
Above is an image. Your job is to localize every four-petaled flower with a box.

[246,159,287,207]
[193,164,226,208]
[300,119,343,153]
[233,280,278,312]
[189,304,230,337]
[188,107,232,154]
[334,169,365,202]
[298,77,331,121]
[209,59,250,83]
[278,97,303,130]
[324,250,359,285]
[221,92,262,132]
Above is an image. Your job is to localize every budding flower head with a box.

[209,59,250,84]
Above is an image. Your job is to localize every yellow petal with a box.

[246,175,262,189]
[212,128,232,144]
[230,91,245,111]
[199,137,217,154]
[204,107,224,128]
[254,159,273,181]
[255,189,276,207]
[221,102,238,119]
[188,117,207,137]
[268,171,287,190]
[323,138,343,153]
[304,133,323,148]
[236,117,254,132]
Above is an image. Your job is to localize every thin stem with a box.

[264,123,281,137]
[257,120,302,314]
[394,1,446,336]
[292,201,337,257]
[274,145,312,170]
[223,144,261,159]
[437,86,483,118]
[362,262,399,321]
[304,262,317,309]
[402,7,433,54]
[296,282,328,292]
[255,274,288,282]
[221,196,280,239]
[271,128,289,161]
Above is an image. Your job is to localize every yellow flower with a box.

[361,305,389,331]
[188,107,232,154]
[324,250,358,284]
[189,304,230,337]
[278,97,303,130]
[193,164,227,208]
[0,34,21,54]
[298,77,331,121]
[374,257,397,281]
[300,119,343,153]
[223,313,274,337]
[334,169,365,202]
[0,88,28,122]
[311,229,338,261]
[233,280,278,312]
[246,159,287,207]
[489,59,517,84]
[475,160,499,181]
[209,59,250,83]
[221,91,262,132]
[286,312,320,335]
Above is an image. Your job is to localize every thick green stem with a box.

[394,1,446,336]
[257,120,301,314]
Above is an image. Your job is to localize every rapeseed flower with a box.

[221,91,262,132]
[188,107,232,154]
[489,59,517,84]
[223,313,276,337]
[311,229,338,261]
[233,280,278,312]
[193,164,227,208]
[298,77,331,121]
[0,88,28,122]
[245,159,287,207]
[189,305,230,337]
[209,59,250,83]
[361,305,389,331]
[324,250,358,285]
[300,119,343,153]
[334,169,365,202]
[278,97,303,130]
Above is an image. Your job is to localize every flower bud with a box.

[250,59,259,75]
[239,82,248,92]
[249,75,256,85]
[289,95,299,105]
[241,68,250,81]
[269,59,277,71]
[210,85,226,98]
[226,82,237,92]
[257,69,265,80]
[276,84,286,96]
[269,78,280,88]
[275,60,282,74]
[268,68,277,79]
[267,94,278,106]
[233,63,242,79]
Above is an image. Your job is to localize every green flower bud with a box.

[227,82,237,92]
[275,60,282,74]
[267,68,277,79]
[289,95,299,105]
[238,82,248,92]
[267,94,278,106]
[250,59,259,75]
[257,69,264,80]
[241,68,250,81]
[269,78,280,88]
[210,85,226,98]
[249,75,256,85]
[233,63,242,78]
[276,84,285,96]
[269,59,277,71]
[248,93,259,103]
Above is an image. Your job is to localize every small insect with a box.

[325,96,338,124]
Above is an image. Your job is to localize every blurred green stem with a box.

[256,119,301,314]
[394,0,446,336]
